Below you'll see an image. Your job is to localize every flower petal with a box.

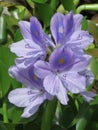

[49,47,74,71]
[67,31,94,49]
[43,74,68,105]
[8,88,42,107]
[56,79,69,105]
[73,14,83,30]
[30,17,43,43]
[10,40,31,57]
[70,54,91,72]
[8,65,43,88]
[8,87,48,118]
[50,12,64,44]
[19,21,32,40]
[21,89,47,118]
[63,11,74,38]
[80,91,96,102]
[61,72,86,93]
[34,60,52,79]
[79,70,94,86]
[21,104,39,118]
[10,39,46,59]
[44,74,60,95]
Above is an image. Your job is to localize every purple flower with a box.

[80,91,96,102]
[79,69,94,87]
[79,70,96,102]
[8,65,53,118]
[34,47,91,105]
[10,16,54,67]
[8,11,95,115]
[50,11,93,49]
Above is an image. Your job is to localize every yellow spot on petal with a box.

[59,58,65,64]
[33,75,37,80]
[58,26,63,33]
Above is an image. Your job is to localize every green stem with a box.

[76,4,98,14]
[3,101,8,123]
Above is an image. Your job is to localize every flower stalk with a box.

[3,101,8,123]
[76,4,98,14]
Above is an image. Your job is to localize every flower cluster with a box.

[8,11,95,118]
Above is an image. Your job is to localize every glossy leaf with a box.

[87,48,98,58]
[5,15,18,34]
[61,0,75,12]
[0,47,20,97]
[31,0,48,3]
[34,3,54,27]
[41,98,57,130]
[90,57,98,77]
[14,29,23,42]
[0,47,16,96]
[87,20,98,46]
[82,17,88,30]
[90,95,98,105]
[59,104,76,128]
[0,122,7,130]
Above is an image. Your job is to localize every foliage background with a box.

[0,0,98,130]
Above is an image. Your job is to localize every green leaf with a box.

[59,96,77,128]
[0,122,15,130]
[5,15,18,34]
[0,122,7,130]
[87,20,98,46]
[9,5,31,20]
[31,0,48,3]
[0,47,16,96]
[90,95,98,105]
[14,29,23,42]
[89,57,98,78]
[87,48,98,58]
[82,17,88,30]
[0,6,3,15]
[61,0,75,12]
[41,98,57,130]
[76,104,94,130]
[34,3,54,28]
[89,122,98,130]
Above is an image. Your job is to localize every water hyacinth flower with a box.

[9,16,54,67]
[34,46,92,105]
[8,11,95,118]
[79,70,96,102]
[8,65,53,118]
[50,11,93,49]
